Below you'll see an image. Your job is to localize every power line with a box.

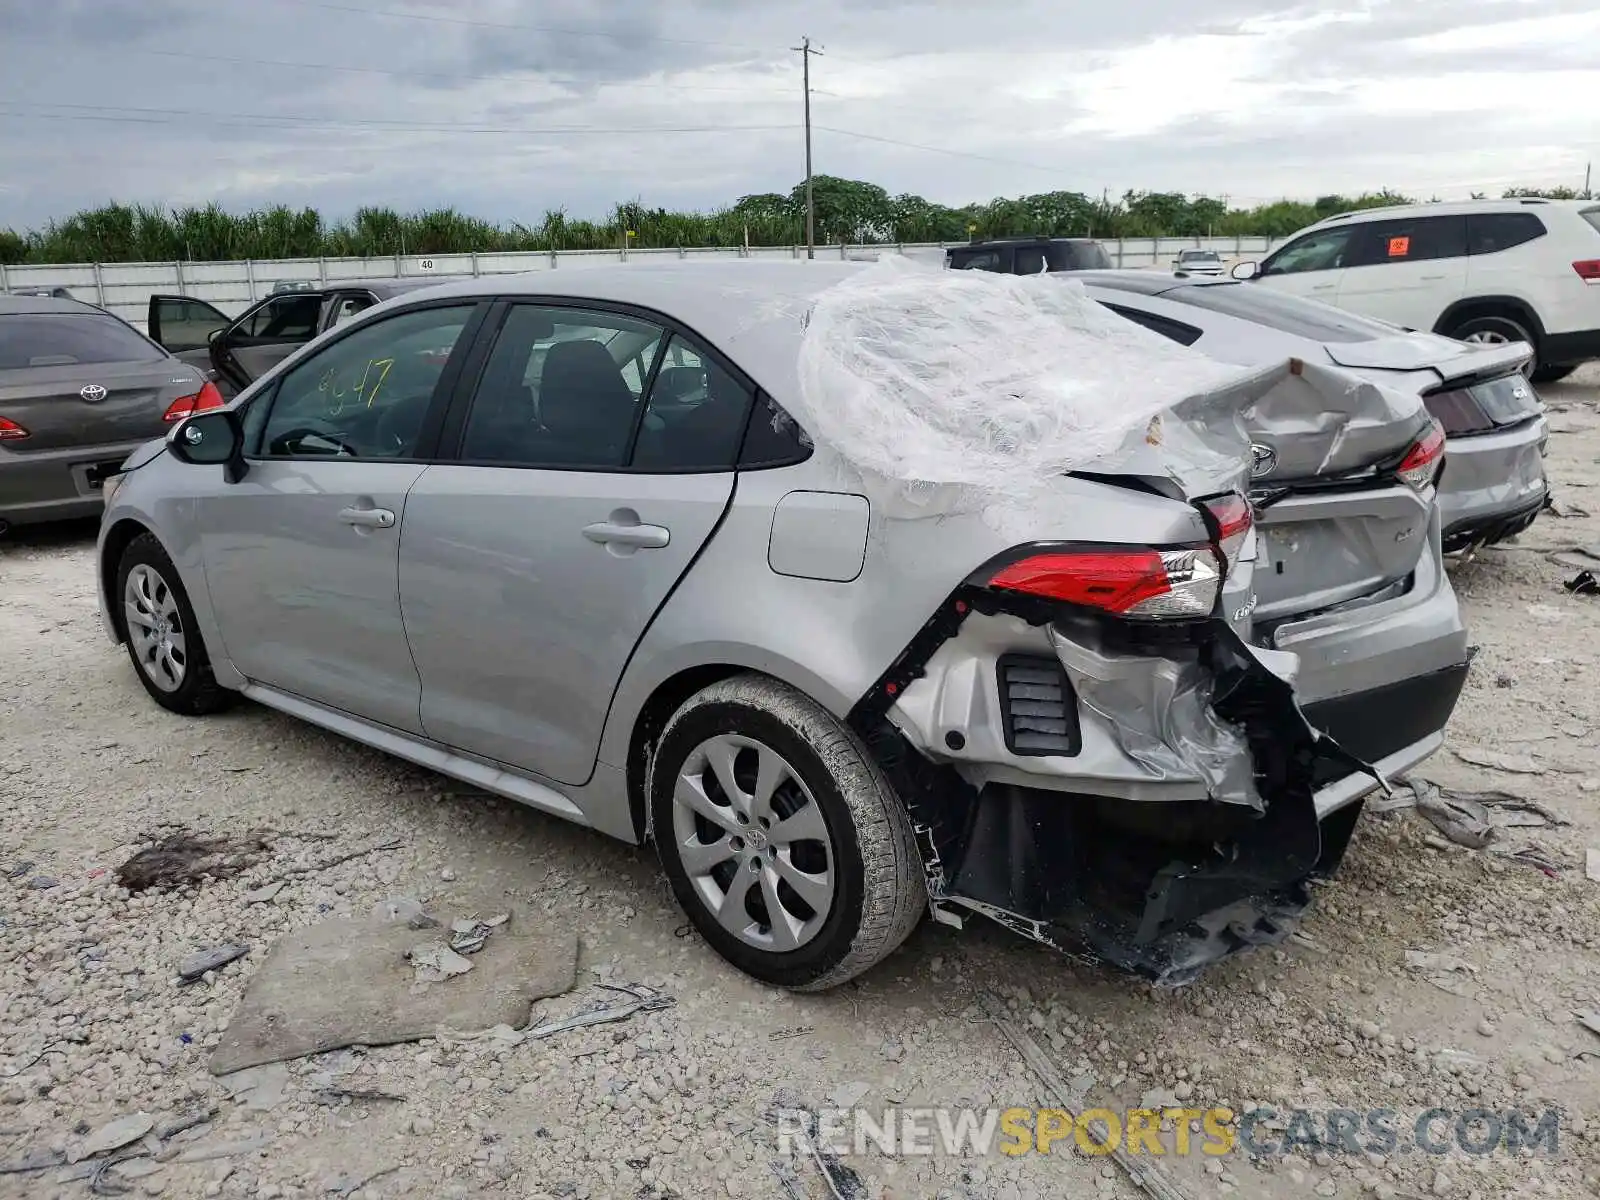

[263,0,772,53]
[815,126,1071,175]
[19,42,794,98]
[0,102,791,138]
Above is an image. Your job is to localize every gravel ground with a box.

[3,367,1599,1200]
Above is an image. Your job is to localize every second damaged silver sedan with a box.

[97,261,1466,989]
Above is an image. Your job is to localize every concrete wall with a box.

[0,236,1284,332]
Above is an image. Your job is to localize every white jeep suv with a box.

[1231,199,1600,382]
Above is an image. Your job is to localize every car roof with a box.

[1307,197,1597,228]
[0,295,113,316]
[385,261,861,401]
[951,237,1101,249]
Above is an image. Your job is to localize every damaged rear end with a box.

[846,374,1385,986]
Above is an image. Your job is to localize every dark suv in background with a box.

[946,237,1113,274]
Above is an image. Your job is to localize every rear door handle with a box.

[338,506,395,528]
[583,520,670,549]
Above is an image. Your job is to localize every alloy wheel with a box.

[124,563,187,692]
[670,733,835,953]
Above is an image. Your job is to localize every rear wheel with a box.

[649,675,925,991]
[116,532,234,715]
[1446,313,1538,378]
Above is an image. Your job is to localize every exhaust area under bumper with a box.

[854,592,1465,985]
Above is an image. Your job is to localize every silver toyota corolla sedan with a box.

[1077,271,1551,551]
[95,262,1470,990]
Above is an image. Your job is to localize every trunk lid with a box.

[1232,359,1435,625]
[1325,333,1531,379]
[0,359,207,452]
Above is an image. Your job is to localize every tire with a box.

[115,532,235,716]
[1531,363,1576,384]
[648,674,925,991]
[1446,313,1538,377]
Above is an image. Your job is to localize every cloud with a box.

[0,0,1594,232]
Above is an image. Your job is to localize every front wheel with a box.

[116,532,235,715]
[649,675,926,991]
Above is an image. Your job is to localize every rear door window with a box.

[1465,212,1548,254]
[1344,216,1467,267]
[948,250,1005,272]
[1052,241,1111,269]
[0,313,165,370]
[234,294,323,341]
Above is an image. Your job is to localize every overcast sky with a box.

[1,0,1597,229]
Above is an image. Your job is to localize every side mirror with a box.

[167,409,247,482]
[1231,261,1260,280]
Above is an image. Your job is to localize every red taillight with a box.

[163,380,226,422]
[1203,493,1253,564]
[988,546,1221,619]
[1397,420,1446,490]
[1573,259,1600,284]
[0,416,28,441]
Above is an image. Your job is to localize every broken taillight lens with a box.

[1202,492,1253,565]
[163,380,226,422]
[0,416,28,441]
[1396,420,1446,491]
[988,545,1221,619]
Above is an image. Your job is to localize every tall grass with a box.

[0,182,1585,265]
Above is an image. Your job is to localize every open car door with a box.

[207,292,325,396]
[146,295,232,379]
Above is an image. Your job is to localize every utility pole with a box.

[1585,161,1592,199]
[793,36,822,259]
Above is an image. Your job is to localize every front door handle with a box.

[338,506,395,528]
[583,520,670,550]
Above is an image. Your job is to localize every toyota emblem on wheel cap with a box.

[79,384,108,403]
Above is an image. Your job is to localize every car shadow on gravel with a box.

[0,515,100,553]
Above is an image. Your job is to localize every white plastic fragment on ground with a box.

[792,257,1257,515]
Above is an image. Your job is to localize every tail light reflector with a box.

[1202,493,1253,564]
[1573,259,1600,284]
[163,380,226,423]
[0,416,29,441]
[988,546,1221,619]
[1396,420,1446,490]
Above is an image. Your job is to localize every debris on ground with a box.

[216,1063,289,1110]
[982,993,1191,1200]
[1410,779,1497,848]
[1546,498,1591,519]
[1568,569,1600,596]
[447,911,509,956]
[73,1112,153,1160]
[1576,1010,1600,1039]
[114,830,270,892]
[407,939,475,983]
[178,943,250,983]
[1551,543,1600,574]
[764,1099,867,1200]
[1588,848,1600,883]
[208,901,576,1073]
[1448,746,1547,776]
[521,983,677,1042]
